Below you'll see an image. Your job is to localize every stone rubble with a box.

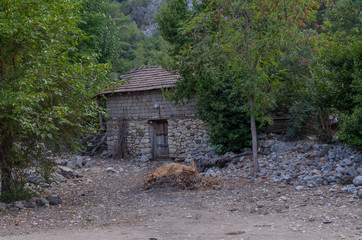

[190,139,362,198]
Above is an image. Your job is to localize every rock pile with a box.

[190,139,362,198]
[0,194,62,212]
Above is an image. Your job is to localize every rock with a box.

[256,202,265,208]
[314,189,324,196]
[328,151,335,160]
[0,202,7,211]
[335,166,345,175]
[84,161,98,168]
[321,163,333,173]
[285,177,294,184]
[36,198,49,207]
[307,181,317,188]
[323,173,339,183]
[341,184,357,194]
[83,157,91,163]
[270,176,281,183]
[106,167,118,173]
[46,195,62,205]
[13,201,24,209]
[295,185,304,191]
[340,159,353,167]
[261,140,274,148]
[352,176,362,187]
[205,168,217,177]
[345,168,358,177]
[322,216,332,224]
[223,152,236,158]
[52,172,67,182]
[28,175,44,184]
[278,196,287,201]
[357,189,362,199]
[213,185,221,190]
[67,156,83,168]
[100,150,108,158]
[340,175,354,185]
[137,155,149,163]
[75,171,84,178]
[57,166,77,179]
[352,154,362,163]
[25,201,37,209]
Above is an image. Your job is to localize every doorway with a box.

[151,120,169,160]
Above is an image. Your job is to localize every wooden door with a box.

[151,120,169,160]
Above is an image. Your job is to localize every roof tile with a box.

[101,66,178,94]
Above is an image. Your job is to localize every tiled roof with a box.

[101,66,179,94]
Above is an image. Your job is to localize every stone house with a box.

[100,66,208,161]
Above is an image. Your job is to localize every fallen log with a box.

[196,151,267,172]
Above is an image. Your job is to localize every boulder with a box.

[57,166,77,178]
[85,161,98,168]
[346,168,358,177]
[25,201,37,209]
[46,195,62,205]
[352,176,362,187]
[67,156,83,168]
[0,202,7,211]
[36,198,49,207]
[13,201,25,210]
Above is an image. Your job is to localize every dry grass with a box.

[145,163,201,190]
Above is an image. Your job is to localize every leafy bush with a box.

[196,70,251,155]
[286,101,313,140]
[338,107,362,149]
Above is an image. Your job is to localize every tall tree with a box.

[158,0,319,176]
[0,0,110,202]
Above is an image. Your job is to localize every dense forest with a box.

[0,0,361,201]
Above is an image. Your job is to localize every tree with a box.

[306,0,361,145]
[78,0,127,73]
[158,0,319,176]
[0,0,110,202]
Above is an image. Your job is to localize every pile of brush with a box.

[145,162,202,190]
[145,162,220,190]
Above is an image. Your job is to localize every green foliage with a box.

[285,101,314,140]
[0,181,33,204]
[338,107,362,149]
[0,0,111,202]
[196,68,251,154]
[298,0,362,143]
[156,0,192,56]
[79,0,170,74]
[158,0,319,156]
[78,0,127,73]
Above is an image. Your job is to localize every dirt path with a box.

[1,158,361,240]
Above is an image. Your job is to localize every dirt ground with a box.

[0,158,361,240]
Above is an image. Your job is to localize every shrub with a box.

[338,107,362,149]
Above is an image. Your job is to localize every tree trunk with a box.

[0,141,13,199]
[249,93,259,178]
[250,115,259,177]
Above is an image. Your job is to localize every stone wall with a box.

[168,117,209,161]
[106,89,209,160]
